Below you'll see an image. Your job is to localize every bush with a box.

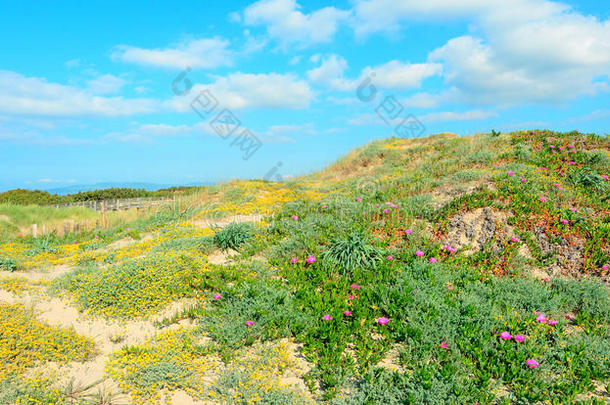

[0,257,17,272]
[321,231,381,274]
[213,222,254,251]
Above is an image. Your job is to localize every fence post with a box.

[42,224,46,236]
[63,221,70,236]
[100,201,107,228]
[32,224,38,237]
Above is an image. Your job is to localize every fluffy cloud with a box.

[242,0,349,48]
[86,74,126,95]
[0,70,159,117]
[306,55,441,92]
[113,38,233,69]
[169,72,314,111]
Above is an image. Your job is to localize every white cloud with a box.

[87,74,126,95]
[307,55,441,92]
[361,61,442,90]
[350,0,610,105]
[242,0,349,48]
[306,54,352,90]
[0,70,159,117]
[169,72,313,111]
[113,38,233,69]
[419,109,497,123]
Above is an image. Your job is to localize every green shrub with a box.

[0,257,17,272]
[321,232,381,274]
[214,222,254,250]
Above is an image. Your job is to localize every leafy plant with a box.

[321,231,381,274]
[213,222,254,250]
[0,257,17,272]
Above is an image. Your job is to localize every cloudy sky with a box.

[1,0,610,191]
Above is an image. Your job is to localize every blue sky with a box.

[2,0,610,192]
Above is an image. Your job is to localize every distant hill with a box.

[45,182,196,196]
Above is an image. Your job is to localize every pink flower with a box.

[322,314,333,321]
[405,229,412,235]
[520,178,527,182]
[213,294,222,300]
[550,145,555,149]
[602,264,609,270]
[429,257,437,263]
[602,175,609,180]
[507,171,515,176]
[539,197,547,202]
[543,277,550,282]
[306,255,316,264]
[536,313,547,322]
[559,146,564,151]
[376,317,389,325]
[291,215,299,220]
[511,236,520,242]
[500,331,512,340]
[291,257,298,264]
[514,334,525,342]
[548,319,558,326]
[344,310,352,316]
[560,219,569,224]
[356,197,363,202]
[348,295,354,300]
[569,161,576,165]
[552,183,563,190]
[526,359,540,368]
[94,235,99,239]
[362,212,367,215]
[126,228,131,231]
[74,242,79,245]
[568,144,574,148]
[350,284,361,290]
[569,207,577,212]
[565,314,573,320]
[387,255,394,261]
[375,204,380,207]
[440,341,449,349]
[415,250,424,257]
[447,283,454,291]
[383,209,389,214]
[245,320,254,326]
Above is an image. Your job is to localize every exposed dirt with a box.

[190,214,263,229]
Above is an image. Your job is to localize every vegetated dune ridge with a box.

[0,129,609,404]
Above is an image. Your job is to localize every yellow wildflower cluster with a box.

[0,303,95,381]
[215,341,312,404]
[0,277,48,295]
[60,251,208,319]
[106,327,219,404]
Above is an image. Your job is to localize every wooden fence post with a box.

[32,224,38,237]
[100,201,107,228]
[42,224,46,236]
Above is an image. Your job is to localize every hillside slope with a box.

[0,130,609,404]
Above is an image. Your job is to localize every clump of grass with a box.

[568,168,607,191]
[214,222,254,250]
[321,231,381,274]
[0,257,17,272]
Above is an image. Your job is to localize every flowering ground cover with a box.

[0,130,609,403]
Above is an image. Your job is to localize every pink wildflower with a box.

[306,255,316,264]
[539,197,547,202]
[348,295,354,300]
[405,229,412,235]
[291,215,299,220]
[383,209,389,214]
[291,257,298,264]
[602,264,609,270]
[514,334,525,342]
[245,320,254,326]
[507,171,515,176]
[565,314,573,320]
[415,250,424,257]
[376,317,389,325]
[520,178,527,182]
[548,319,558,326]
[500,331,512,340]
[322,314,333,321]
[526,359,540,368]
[536,313,547,322]
[447,283,454,291]
[429,257,437,263]
[602,175,609,180]
[387,255,394,261]
[511,236,520,242]
[569,161,576,165]
[350,284,361,290]
[356,197,363,202]
[344,310,352,316]
[569,207,577,212]
[560,219,569,224]
[440,341,449,349]
[213,294,222,300]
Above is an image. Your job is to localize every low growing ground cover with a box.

[0,130,608,403]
